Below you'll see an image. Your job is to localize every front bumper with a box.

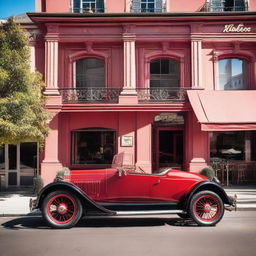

[225,194,237,211]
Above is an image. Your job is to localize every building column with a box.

[191,39,202,88]
[136,113,152,173]
[122,29,137,94]
[45,39,59,95]
[29,42,36,72]
[41,112,62,185]
[187,111,208,172]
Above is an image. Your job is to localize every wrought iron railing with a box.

[130,8,166,13]
[136,87,186,103]
[201,2,248,12]
[60,87,188,104]
[59,88,121,104]
[71,8,105,13]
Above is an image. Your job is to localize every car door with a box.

[105,171,155,203]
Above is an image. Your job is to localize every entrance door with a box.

[3,143,38,189]
[155,128,183,171]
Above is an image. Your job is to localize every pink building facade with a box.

[2,0,256,189]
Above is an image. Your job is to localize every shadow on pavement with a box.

[1,216,198,230]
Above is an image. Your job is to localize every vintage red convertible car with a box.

[31,165,236,229]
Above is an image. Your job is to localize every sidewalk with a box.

[0,186,256,216]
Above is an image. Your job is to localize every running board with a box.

[116,210,183,216]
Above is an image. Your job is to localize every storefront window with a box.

[210,131,256,161]
[20,143,37,169]
[218,58,247,90]
[150,59,180,87]
[71,129,115,165]
[8,145,17,170]
[75,58,105,88]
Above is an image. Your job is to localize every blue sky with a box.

[0,0,35,19]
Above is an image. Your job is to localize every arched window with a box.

[218,58,247,90]
[75,58,105,88]
[150,59,180,88]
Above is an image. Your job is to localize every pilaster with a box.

[191,39,202,88]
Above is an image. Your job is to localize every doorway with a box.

[154,127,184,171]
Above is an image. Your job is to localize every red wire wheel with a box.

[189,191,224,226]
[42,190,82,229]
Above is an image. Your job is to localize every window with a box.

[72,0,104,13]
[150,59,180,87]
[75,58,105,88]
[131,0,164,13]
[210,131,256,161]
[208,0,247,12]
[71,129,116,165]
[218,58,247,90]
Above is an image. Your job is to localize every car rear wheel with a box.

[189,191,224,226]
[42,190,82,229]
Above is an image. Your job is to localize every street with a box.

[0,211,255,256]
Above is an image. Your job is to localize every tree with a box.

[0,18,49,145]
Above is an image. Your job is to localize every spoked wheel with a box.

[189,191,224,226]
[42,190,82,229]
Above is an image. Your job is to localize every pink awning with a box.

[187,90,256,131]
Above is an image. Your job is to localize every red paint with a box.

[67,168,207,203]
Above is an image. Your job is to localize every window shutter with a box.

[155,0,163,12]
[132,0,141,13]
[96,0,104,12]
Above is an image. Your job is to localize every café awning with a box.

[187,90,256,131]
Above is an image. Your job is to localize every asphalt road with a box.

[0,211,255,256]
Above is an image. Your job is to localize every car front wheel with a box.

[42,190,82,229]
[189,191,224,226]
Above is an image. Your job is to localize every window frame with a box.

[73,57,106,88]
[71,128,116,167]
[217,58,248,90]
[149,58,181,88]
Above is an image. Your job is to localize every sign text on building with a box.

[223,24,251,33]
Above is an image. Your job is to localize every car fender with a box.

[181,180,232,210]
[35,181,115,215]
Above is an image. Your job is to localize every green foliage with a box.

[0,18,49,146]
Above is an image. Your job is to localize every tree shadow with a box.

[1,216,198,230]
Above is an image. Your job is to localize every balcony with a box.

[137,87,186,103]
[59,87,187,104]
[201,2,248,12]
[59,88,121,104]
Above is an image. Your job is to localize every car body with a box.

[31,167,236,229]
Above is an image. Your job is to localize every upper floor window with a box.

[218,58,247,90]
[72,0,104,13]
[75,58,105,88]
[150,59,180,87]
[207,0,248,12]
[131,0,165,13]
